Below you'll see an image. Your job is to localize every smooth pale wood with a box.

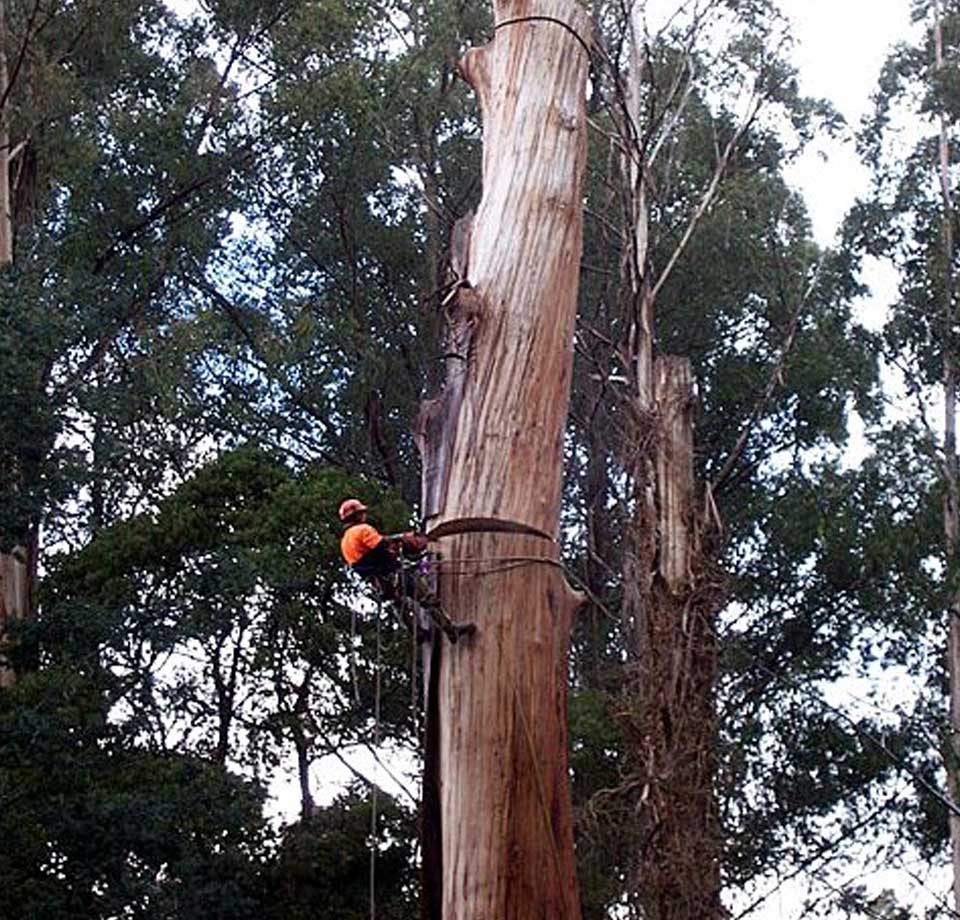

[655,357,696,593]
[439,532,580,920]
[419,0,593,537]
[0,2,24,689]
[415,1,591,916]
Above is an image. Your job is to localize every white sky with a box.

[784,1,918,331]
[751,9,949,915]
[785,1,910,237]
[783,0,910,237]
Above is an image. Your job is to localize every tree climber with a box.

[338,499,475,644]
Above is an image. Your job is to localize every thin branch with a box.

[710,252,826,492]
[649,86,761,303]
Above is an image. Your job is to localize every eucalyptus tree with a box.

[0,0,261,681]
[0,0,909,916]
[844,0,960,909]
[566,2,886,915]
[180,0,491,504]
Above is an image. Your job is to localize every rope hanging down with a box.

[368,593,383,920]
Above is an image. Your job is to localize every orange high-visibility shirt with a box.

[341,523,383,565]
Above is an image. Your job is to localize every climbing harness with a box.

[429,554,565,577]
[393,552,474,644]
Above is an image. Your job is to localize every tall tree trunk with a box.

[0,0,31,689]
[414,1,591,916]
[934,2,960,912]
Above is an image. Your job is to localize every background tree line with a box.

[0,0,956,917]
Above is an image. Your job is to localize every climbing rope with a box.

[410,559,423,739]
[420,516,568,580]
[411,595,419,731]
[350,606,361,705]
[368,593,383,920]
[425,554,567,579]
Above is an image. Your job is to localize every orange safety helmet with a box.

[338,498,368,522]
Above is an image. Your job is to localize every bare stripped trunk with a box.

[622,359,722,920]
[0,544,32,688]
[618,14,722,913]
[0,0,32,689]
[934,3,960,911]
[415,2,591,916]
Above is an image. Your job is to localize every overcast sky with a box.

[744,8,938,912]
[774,1,923,340]
[784,1,916,243]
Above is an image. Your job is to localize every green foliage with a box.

[844,0,960,847]
[0,0,939,913]
[568,688,634,919]
[567,2,892,905]
[262,787,418,920]
[44,448,415,766]
[1,0,473,909]
[4,447,419,916]
[0,664,268,920]
[0,0,259,551]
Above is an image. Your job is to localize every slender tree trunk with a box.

[934,3,960,912]
[415,1,591,916]
[617,10,723,915]
[583,434,613,681]
[295,732,315,820]
[0,0,11,266]
[0,0,31,689]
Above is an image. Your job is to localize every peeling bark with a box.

[614,6,725,914]
[415,1,591,916]
[622,357,722,920]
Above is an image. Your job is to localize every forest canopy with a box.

[0,0,957,918]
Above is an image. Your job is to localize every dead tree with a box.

[610,6,757,916]
[620,354,723,920]
[414,0,592,916]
